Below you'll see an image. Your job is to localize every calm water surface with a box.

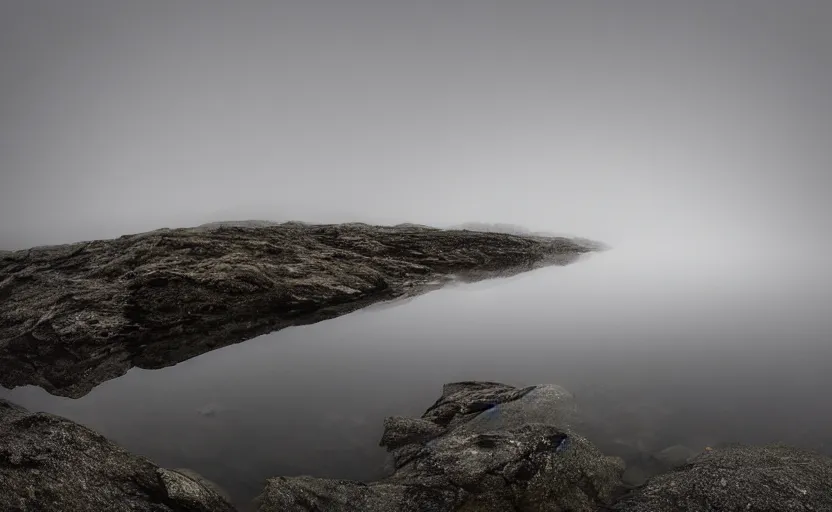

[3,240,831,509]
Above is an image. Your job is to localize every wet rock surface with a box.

[0,222,594,398]
[0,399,235,512]
[3,379,831,512]
[256,383,832,511]
[612,443,832,512]
[256,381,625,512]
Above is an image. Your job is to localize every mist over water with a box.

[2,0,832,509]
[3,241,831,508]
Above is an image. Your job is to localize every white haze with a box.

[1,0,830,259]
[3,5,832,508]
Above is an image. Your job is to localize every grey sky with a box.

[1,0,830,250]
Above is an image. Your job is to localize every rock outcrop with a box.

[255,382,832,511]
[0,222,595,398]
[256,381,625,512]
[0,399,235,512]
[612,443,832,512]
[4,380,831,512]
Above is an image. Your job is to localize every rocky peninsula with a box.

[0,222,595,398]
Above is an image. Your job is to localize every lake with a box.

[3,239,831,510]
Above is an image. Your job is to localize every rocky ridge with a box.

[0,222,595,398]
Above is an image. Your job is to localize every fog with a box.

[3,4,832,507]
[2,0,830,253]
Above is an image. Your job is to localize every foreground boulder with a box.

[612,443,832,512]
[0,222,596,398]
[5,382,829,512]
[256,381,625,512]
[0,399,236,512]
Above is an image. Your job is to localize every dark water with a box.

[3,241,832,509]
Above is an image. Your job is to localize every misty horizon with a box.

[0,217,602,252]
[2,0,831,254]
[3,2,832,509]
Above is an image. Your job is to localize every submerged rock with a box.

[256,381,625,512]
[653,444,698,469]
[0,399,236,512]
[0,222,594,398]
[197,402,226,418]
[612,443,832,512]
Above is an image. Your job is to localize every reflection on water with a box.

[3,240,832,509]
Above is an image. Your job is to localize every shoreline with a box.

[0,222,595,398]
